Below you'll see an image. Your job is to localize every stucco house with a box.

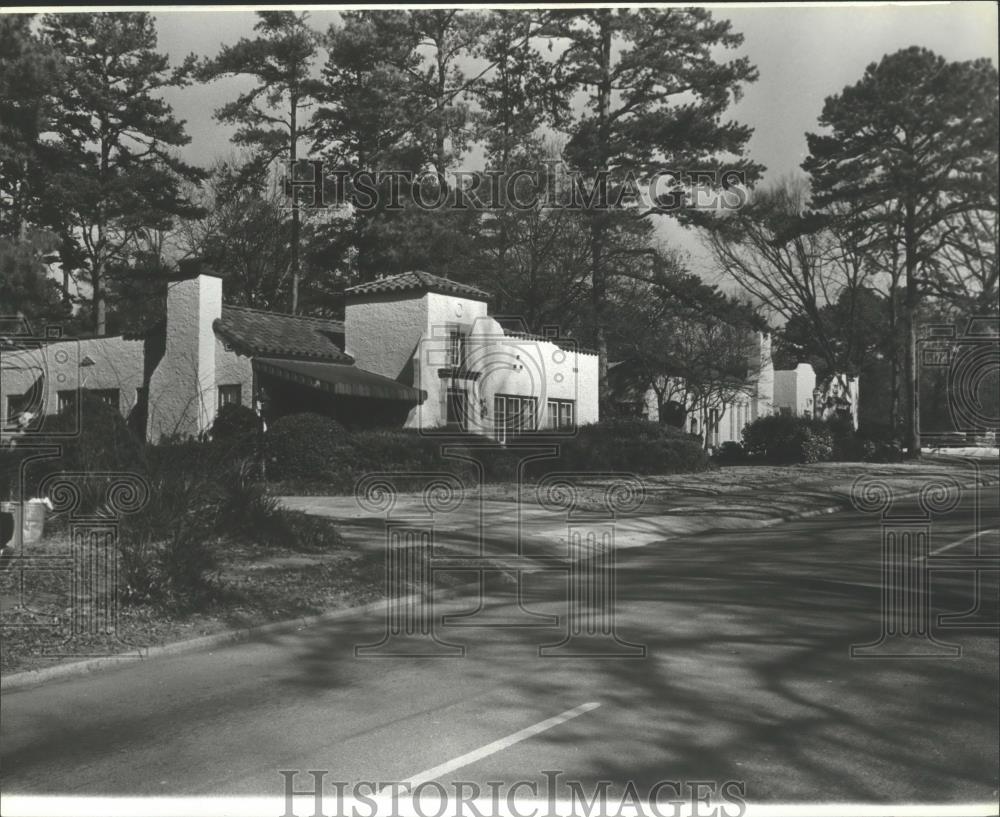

[617,332,775,448]
[619,333,860,448]
[1,269,598,443]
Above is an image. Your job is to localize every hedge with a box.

[741,414,834,464]
[264,415,712,490]
[264,412,350,482]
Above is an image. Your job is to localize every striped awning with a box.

[254,357,426,403]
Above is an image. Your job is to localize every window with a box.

[546,399,575,431]
[58,390,76,414]
[493,395,538,441]
[446,387,468,431]
[58,388,119,414]
[218,384,242,409]
[447,330,467,368]
[90,389,119,410]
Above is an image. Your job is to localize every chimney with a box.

[146,268,224,441]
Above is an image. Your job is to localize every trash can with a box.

[23,499,47,545]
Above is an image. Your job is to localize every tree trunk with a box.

[289,91,300,315]
[887,289,899,437]
[434,22,448,180]
[903,203,921,457]
[592,12,613,414]
[93,261,106,337]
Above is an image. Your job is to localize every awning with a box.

[254,357,426,403]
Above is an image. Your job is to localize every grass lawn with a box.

[0,512,504,675]
[5,456,993,676]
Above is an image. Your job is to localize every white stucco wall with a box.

[1,335,145,429]
[414,312,598,434]
[345,288,598,434]
[345,293,430,383]
[773,362,816,418]
[146,275,223,442]
[215,337,254,409]
[751,332,774,419]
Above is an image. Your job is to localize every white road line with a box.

[400,702,600,790]
[913,528,1000,561]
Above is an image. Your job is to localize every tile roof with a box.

[254,357,426,403]
[345,270,490,301]
[214,305,351,363]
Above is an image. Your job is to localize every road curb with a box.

[725,475,998,534]
[0,594,418,693]
[3,474,996,692]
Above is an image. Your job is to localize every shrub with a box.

[547,418,711,475]
[24,394,144,512]
[857,431,905,463]
[714,441,746,465]
[826,415,861,461]
[742,414,835,464]
[212,404,260,445]
[217,457,283,543]
[266,413,350,481]
[117,445,222,607]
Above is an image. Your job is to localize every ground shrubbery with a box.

[545,418,710,475]
[742,414,835,464]
[211,403,260,458]
[264,412,350,482]
[1,400,343,610]
[739,413,905,465]
[713,440,747,465]
[20,394,145,510]
[264,414,712,491]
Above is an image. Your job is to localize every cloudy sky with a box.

[145,3,1000,279]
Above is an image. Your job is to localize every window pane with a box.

[494,395,506,441]
[523,398,537,431]
[559,401,574,429]
[58,390,77,414]
[448,331,466,368]
[218,385,241,408]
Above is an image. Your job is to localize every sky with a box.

[60,3,1000,283]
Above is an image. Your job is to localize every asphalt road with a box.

[2,486,998,807]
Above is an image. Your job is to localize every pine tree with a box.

[545,8,761,408]
[803,46,999,455]
[197,11,323,314]
[40,12,202,335]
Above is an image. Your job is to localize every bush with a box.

[266,413,350,481]
[826,415,861,461]
[547,418,711,475]
[23,394,144,512]
[857,431,905,463]
[117,443,223,607]
[212,404,260,443]
[742,414,835,464]
[714,441,746,465]
[216,457,283,543]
